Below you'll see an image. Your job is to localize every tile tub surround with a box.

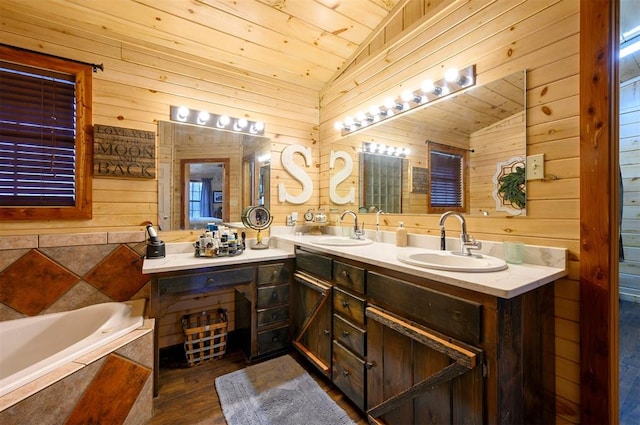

[0,231,149,321]
[0,319,154,423]
[271,227,567,299]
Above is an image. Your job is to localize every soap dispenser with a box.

[396,222,408,247]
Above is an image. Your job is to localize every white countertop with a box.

[272,232,568,299]
[142,230,568,299]
[142,240,294,274]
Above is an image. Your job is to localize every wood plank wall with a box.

[320,1,581,423]
[619,76,640,298]
[1,1,585,422]
[0,6,320,237]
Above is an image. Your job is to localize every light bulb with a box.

[217,115,230,128]
[383,97,395,109]
[197,111,210,125]
[401,90,413,102]
[445,68,459,82]
[176,106,189,122]
[422,80,435,93]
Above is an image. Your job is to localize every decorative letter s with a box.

[278,144,313,204]
[329,150,355,205]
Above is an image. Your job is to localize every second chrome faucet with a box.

[438,211,482,256]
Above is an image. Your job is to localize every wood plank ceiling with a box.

[0,0,400,92]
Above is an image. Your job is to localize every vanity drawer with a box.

[367,271,482,344]
[158,266,254,295]
[257,284,290,308]
[332,341,366,411]
[258,262,291,286]
[295,249,332,280]
[333,314,366,357]
[257,305,290,327]
[333,260,365,294]
[257,324,290,355]
[333,287,366,327]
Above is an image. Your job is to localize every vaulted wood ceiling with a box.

[1,0,401,92]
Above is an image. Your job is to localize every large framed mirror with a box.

[158,121,271,230]
[330,70,527,216]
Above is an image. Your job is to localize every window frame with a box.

[426,142,469,214]
[0,45,93,221]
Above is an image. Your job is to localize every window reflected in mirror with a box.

[359,153,404,213]
[427,142,468,213]
[180,159,228,230]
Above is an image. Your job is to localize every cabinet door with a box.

[366,306,484,425]
[291,272,333,377]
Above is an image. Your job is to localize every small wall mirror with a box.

[158,121,270,230]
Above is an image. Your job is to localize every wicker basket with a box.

[182,308,228,367]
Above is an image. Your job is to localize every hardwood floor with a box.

[149,345,367,425]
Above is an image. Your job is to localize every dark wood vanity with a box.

[145,238,559,424]
[291,246,555,425]
[148,257,294,395]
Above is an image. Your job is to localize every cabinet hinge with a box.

[482,361,489,378]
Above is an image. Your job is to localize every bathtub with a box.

[0,299,146,398]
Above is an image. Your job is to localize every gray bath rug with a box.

[215,354,356,425]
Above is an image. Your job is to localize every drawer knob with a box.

[341,270,348,278]
[271,313,278,320]
[342,330,350,337]
[342,370,350,377]
[342,301,349,308]
[207,277,215,285]
[272,270,279,278]
[366,362,374,370]
[271,292,278,299]
[272,336,279,342]
[323,329,330,336]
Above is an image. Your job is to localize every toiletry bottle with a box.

[396,221,408,247]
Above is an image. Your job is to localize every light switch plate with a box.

[526,154,544,180]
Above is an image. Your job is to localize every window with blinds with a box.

[0,63,76,206]
[0,46,92,220]
[427,143,468,213]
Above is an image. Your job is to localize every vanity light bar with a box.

[335,64,476,136]
[362,142,410,158]
[170,106,265,136]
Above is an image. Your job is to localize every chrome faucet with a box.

[438,211,482,256]
[375,210,385,242]
[341,210,363,239]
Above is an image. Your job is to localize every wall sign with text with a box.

[93,124,156,179]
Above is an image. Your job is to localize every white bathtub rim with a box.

[0,299,146,399]
[0,319,153,413]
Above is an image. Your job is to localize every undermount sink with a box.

[397,251,508,272]
[311,236,373,246]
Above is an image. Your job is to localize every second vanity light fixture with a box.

[362,142,410,158]
[170,105,265,136]
[335,65,476,136]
